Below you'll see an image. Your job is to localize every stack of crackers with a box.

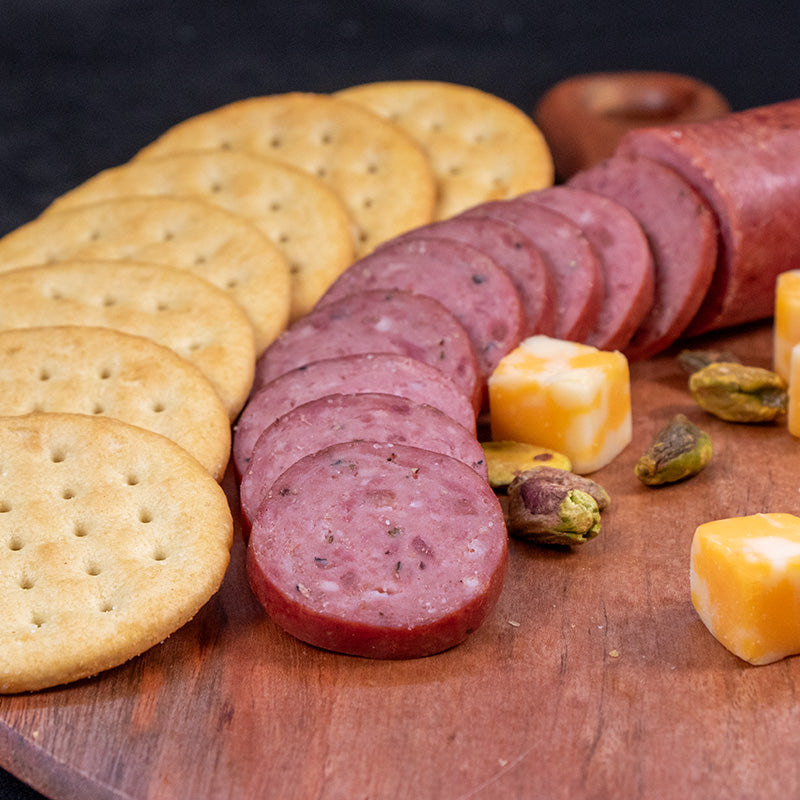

[0,81,553,692]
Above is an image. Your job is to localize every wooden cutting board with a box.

[2,320,800,800]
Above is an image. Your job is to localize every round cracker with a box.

[0,325,231,480]
[45,150,354,321]
[0,260,255,420]
[0,195,289,353]
[135,92,437,256]
[336,80,554,219]
[0,412,233,693]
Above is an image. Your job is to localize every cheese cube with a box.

[487,335,631,474]
[691,513,800,665]
[788,343,800,438]
[773,270,800,381]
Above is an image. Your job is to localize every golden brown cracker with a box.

[46,150,354,320]
[0,195,289,353]
[135,92,437,256]
[0,412,233,693]
[0,325,231,480]
[0,260,255,420]
[336,80,554,219]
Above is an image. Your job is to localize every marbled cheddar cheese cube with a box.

[487,335,631,474]
[691,513,800,665]
[773,270,800,381]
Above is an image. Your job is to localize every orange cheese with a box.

[773,270,800,381]
[691,513,800,665]
[487,335,631,474]
[788,343,800,438]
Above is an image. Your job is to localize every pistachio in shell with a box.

[635,413,712,486]
[677,348,740,374]
[689,362,787,423]
[506,468,609,546]
[514,465,611,510]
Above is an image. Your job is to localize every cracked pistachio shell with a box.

[481,440,572,489]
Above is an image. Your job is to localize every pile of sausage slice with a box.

[238,97,800,659]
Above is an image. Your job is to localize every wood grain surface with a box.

[2,320,799,800]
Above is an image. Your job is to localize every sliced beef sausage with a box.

[520,185,655,352]
[253,289,482,413]
[460,199,604,343]
[389,215,557,337]
[569,154,718,360]
[315,237,525,380]
[235,352,477,478]
[239,392,488,529]
[615,98,800,335]
[246,440,508,659]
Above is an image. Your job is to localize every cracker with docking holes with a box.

[0,260,255,420]
[135,92,437,256]
[0,412,233,693]
[0,325,231,480]
[45,150,354,321]
[0,195,289,353]
[336,80,554,220]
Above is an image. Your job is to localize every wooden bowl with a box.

[533,71,730,180]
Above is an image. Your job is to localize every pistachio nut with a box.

[677,348,740,374]
[481,440,572,490]
[689,362,787,423]
[506,469,605,546]
[635,413,712,486]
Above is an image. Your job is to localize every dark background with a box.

[1,1,798,797]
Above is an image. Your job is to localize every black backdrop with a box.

[1,1,799,797]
